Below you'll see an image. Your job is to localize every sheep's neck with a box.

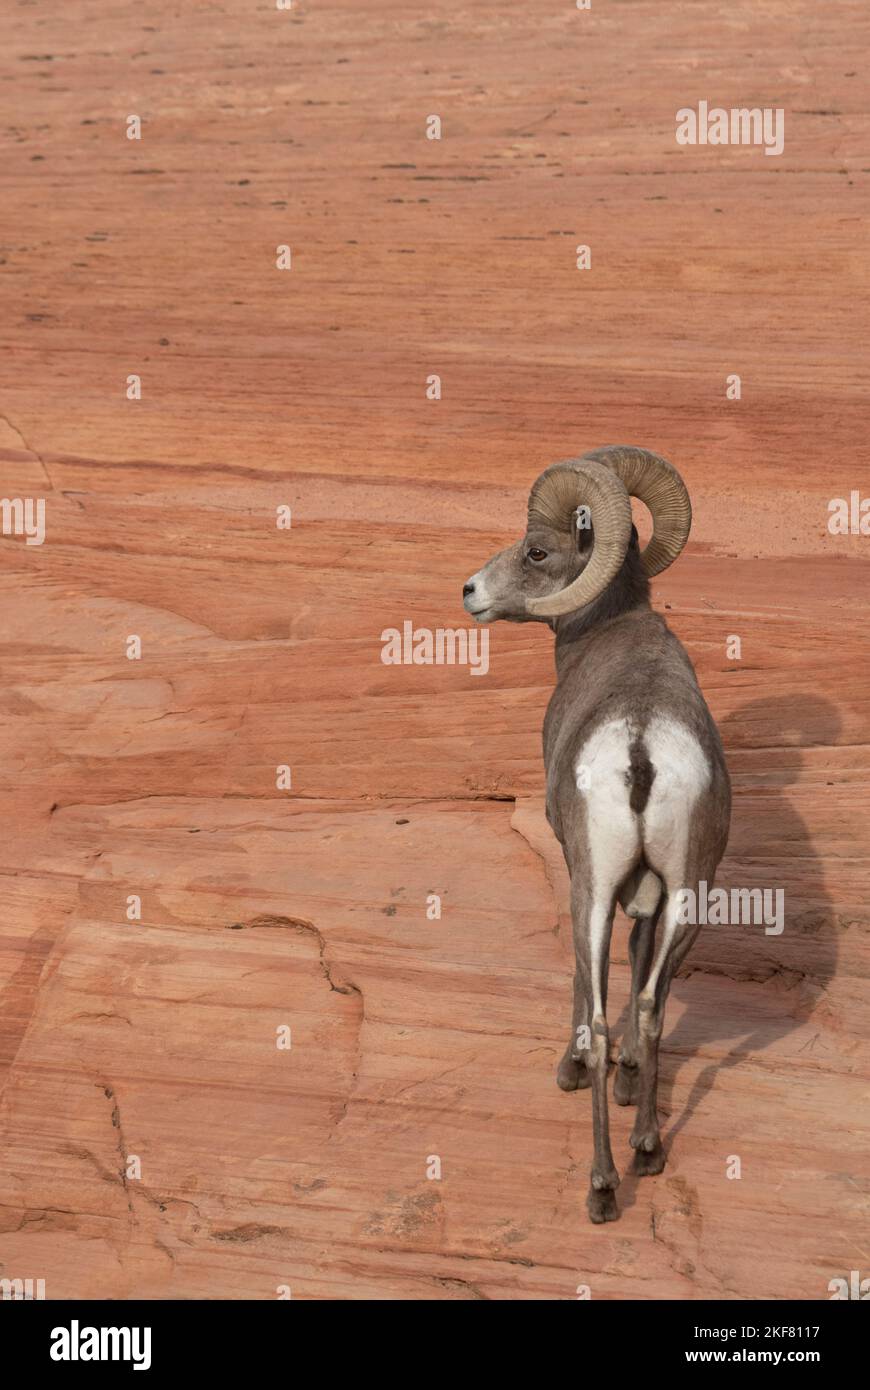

[552,557,651,660]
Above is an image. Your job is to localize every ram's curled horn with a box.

[525,459,633,618]
[524,446,692,618]
[583,446,693,578]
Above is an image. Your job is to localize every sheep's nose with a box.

[463,582,475,597]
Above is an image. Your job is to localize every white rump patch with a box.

[639,717,713,1000]
[574,719,642,872]
[642,716,711,878]
[574,719,642,1016]
[573,717,714,1015]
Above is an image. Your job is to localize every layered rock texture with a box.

[0,0,867,1298]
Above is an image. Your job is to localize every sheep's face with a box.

[463,525,589,624]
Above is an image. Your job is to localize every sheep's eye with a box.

[527,547,547,562]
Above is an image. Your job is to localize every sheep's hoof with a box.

[631,1136,666,1177]
[614,1059,640,1106]
[556,1050,591,1091]
[587,1187,619,1223]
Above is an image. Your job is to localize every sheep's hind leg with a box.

[556,968,592,1091]
[614,911,659,1107]
[630,890,702,1177]
[580,885,620,1223]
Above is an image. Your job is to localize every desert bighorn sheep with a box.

[463,447,730,1223]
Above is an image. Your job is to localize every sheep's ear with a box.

[574,517,636,559]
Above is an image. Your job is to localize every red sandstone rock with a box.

[0,0,867,1300]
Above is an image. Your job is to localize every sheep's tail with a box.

[628,735,655,813]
